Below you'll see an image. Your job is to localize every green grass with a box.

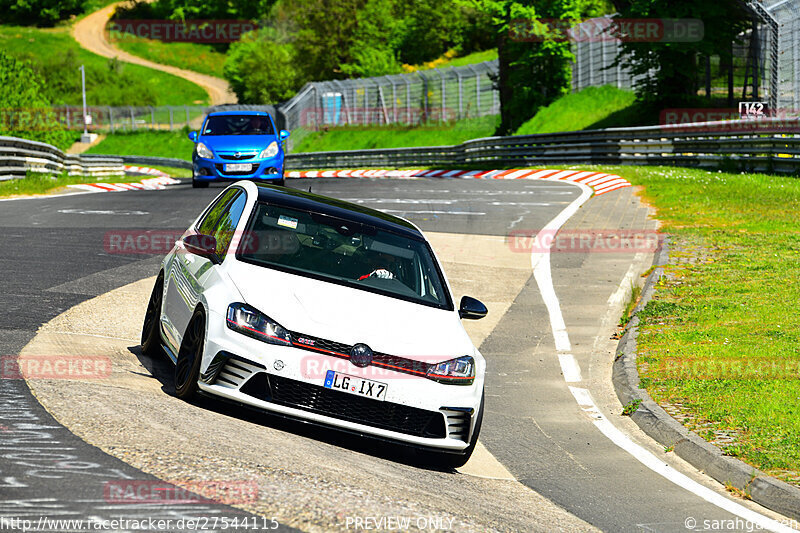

[567,164,800,486]
[442,49,497,68]
[403,49,497,72]
[146,164,192,178]
[109,32,227,78]
[0,171,149,198]
[0,25,208,106]
[292,116,498,153]
[86,130,194,160]
[515,86,639,135]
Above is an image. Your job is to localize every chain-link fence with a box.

[570,8,791,113]
[279,61,500,132]
[43,105,209,132]
[764,0,800,111]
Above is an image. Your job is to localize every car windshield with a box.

[202,115,275,136]
[238,202,452,310]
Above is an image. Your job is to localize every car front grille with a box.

[240,372,446,439]
[287,330,432,378]
[219,153,256,160]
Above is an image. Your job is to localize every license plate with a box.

[225,163,251,172]
[324,370,387,401]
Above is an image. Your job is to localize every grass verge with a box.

[515,86,639,135]
[0,171,149,198]
[86,130,194,160]
[0,25,208,106]
[109,33,226,79]
[292,116,498,153]
[565,164,800,487]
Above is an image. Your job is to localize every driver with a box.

[358,251,400,281]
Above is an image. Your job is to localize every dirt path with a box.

[72,2,237,106]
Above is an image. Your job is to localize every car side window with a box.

[196,190,238,235]
[212,191,247,257]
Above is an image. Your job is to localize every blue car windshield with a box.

[202,115,275,136]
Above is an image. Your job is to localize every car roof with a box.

[252,183,424,241]
[207,110,271,117]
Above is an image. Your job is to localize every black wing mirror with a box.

[458,296,487,320]
[182,234,218,262]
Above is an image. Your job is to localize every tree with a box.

[609,0,751,107]
[340,0,403,77]
[0,52,72,149]
[0,0,83,26]
[223,29,303,104]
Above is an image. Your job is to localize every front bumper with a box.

[192,155,284,182]
[199,309,484,451]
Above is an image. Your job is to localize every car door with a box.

[162,189,243,354]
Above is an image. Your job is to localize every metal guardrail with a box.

[6,119,800,181]
[285,118,800,174]
[0,136,124,181]
[80,153,192,170]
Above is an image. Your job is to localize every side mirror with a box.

[279,130,291,141]
[188,131,198,142]
[458,296,487,320]
[182,234,218,262]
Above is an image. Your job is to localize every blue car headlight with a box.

[196,142,214,159]
[259,141,279,159]
[226,303,291,346]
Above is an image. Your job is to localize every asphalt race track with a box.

[0,177,794,532]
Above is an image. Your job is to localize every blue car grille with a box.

[219,153,256,160]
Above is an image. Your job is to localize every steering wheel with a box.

[357,268,395,281]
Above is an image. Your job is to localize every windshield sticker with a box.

[278,215,299,230]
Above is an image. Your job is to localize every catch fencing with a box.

[278,61,500,131]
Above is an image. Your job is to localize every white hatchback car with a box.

[141,181,488,467]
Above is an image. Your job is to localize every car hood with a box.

[226,260,474,363]
[200,134,276,153]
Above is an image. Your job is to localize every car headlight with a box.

[259,141,279,159]
[226,303,291,346]
[426,355,475,385]
[196,142,214,159]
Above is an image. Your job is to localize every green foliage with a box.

[394,0,465,66]
[0,0,84,25]
[0,51,73,149]
[461,0,610,134]
[114,0,274,22]
[610,0,751,106]
[224,29,302,104]
[219,0,498,104]
[340,0,403,77]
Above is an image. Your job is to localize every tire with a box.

[192,178,209,189]
[442,391,485,469]
[174,309,205,399]
[140,274,164,357]
[274,178,285,187]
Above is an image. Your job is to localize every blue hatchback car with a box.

[188,111,290,188]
